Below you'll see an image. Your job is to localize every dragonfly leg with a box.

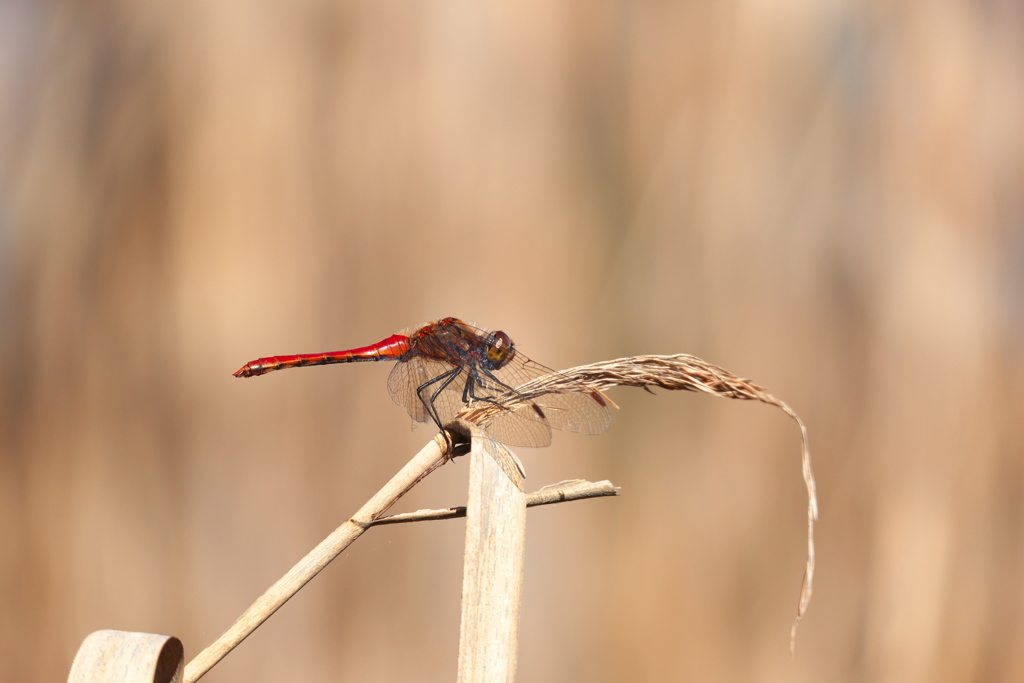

[462,371,508,410]
[416,366,463,453]
[477,366,519,394]
[472,366,552,422]
[461,372,489,405]
[470,367,519,404]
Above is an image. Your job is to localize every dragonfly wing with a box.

[387,356,469,425]
[480,406,554,448]
[483,352,613,439]
[479,389,612,448]
[525,389,613,435]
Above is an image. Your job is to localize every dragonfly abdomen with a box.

[234,334,410,377]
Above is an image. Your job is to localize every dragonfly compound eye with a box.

[484,330,514,369]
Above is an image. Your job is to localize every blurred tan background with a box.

[2,0,1022,681]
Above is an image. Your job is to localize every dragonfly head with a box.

[483,330,515,369]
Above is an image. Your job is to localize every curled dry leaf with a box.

[457,353,817,651]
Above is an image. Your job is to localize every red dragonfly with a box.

[234,317,612,448]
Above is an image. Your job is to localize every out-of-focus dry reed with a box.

[4,0,1021,679]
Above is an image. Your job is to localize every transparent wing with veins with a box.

[387,356,469,427]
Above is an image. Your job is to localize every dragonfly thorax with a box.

[482,330,515,370]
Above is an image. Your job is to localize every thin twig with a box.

[183,433,451,683]
[367,479,620,526]
[458,354,817,650]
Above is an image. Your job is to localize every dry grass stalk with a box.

[458,354,818,650]
[182,434,451,683]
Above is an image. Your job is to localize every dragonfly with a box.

[234,317,612,448]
